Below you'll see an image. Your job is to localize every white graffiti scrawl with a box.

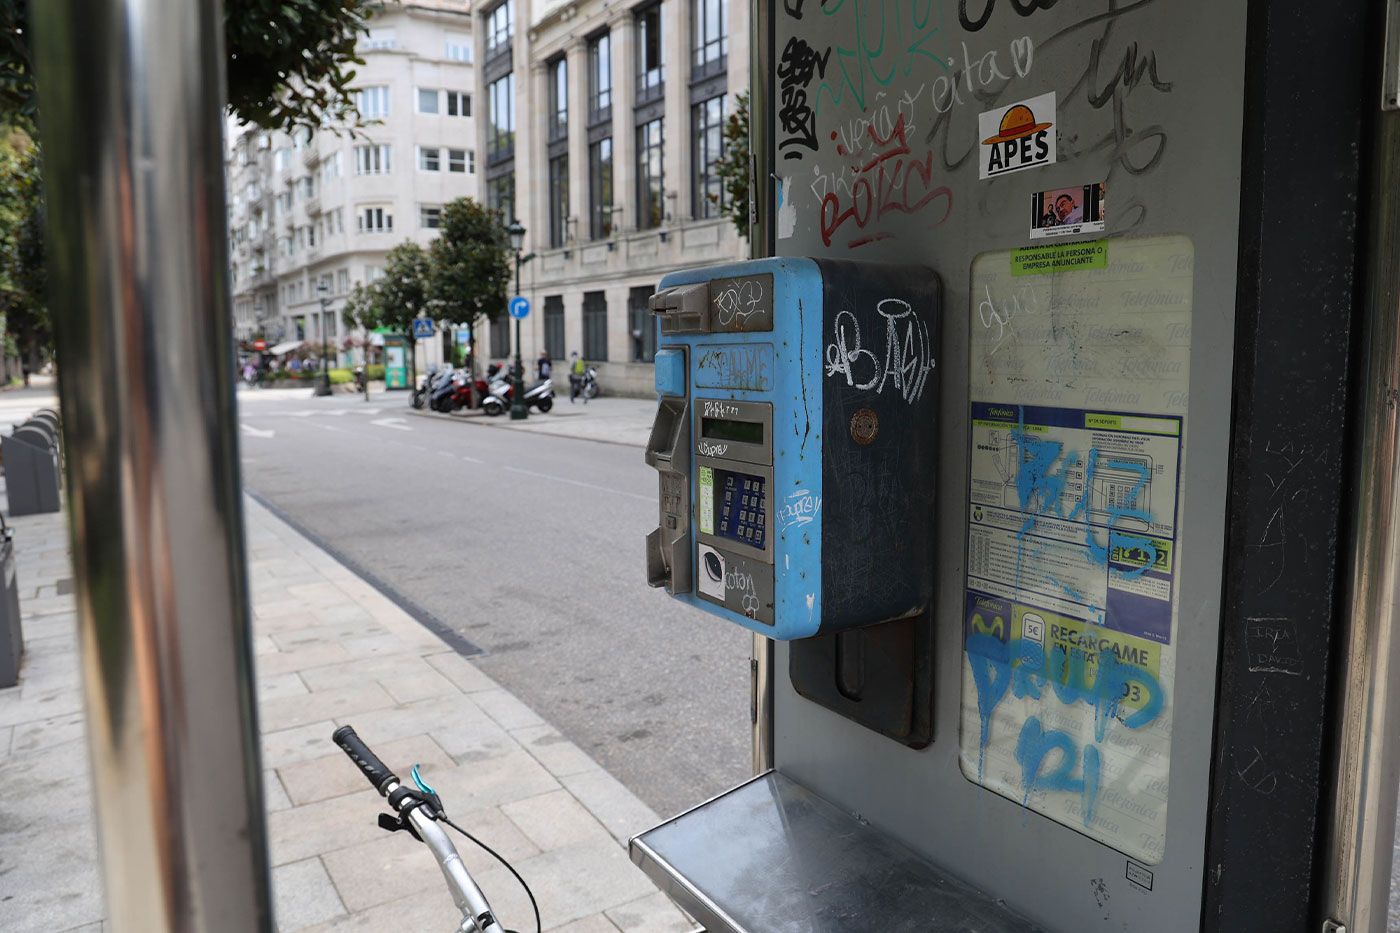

[824,298,936,404]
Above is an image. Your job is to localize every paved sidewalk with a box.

[409,396,655,449]
[0,497,693,932]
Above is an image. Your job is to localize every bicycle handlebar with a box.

[332,725,398,795]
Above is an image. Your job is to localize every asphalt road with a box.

[236,388,751,818]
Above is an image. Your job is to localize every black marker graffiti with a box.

[778,37,832,160]
[959,0,1060,33]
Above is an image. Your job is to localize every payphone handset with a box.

[645,258,941,639]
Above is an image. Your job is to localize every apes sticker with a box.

[979,92,1056,180]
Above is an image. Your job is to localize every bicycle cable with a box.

[441,814,542,933]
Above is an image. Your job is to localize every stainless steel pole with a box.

[1319,101,1400,933]
[31,1,273,930]
[748,0,775,775]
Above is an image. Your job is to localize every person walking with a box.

[568,351,585,403]
[537,350,552,383]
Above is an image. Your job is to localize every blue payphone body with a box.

[645,258,941,639]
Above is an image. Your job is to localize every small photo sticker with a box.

[979,92,1056,179]
[1029,183,1106,240]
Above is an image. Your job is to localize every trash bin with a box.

[4,421,61,516]
[0,516,22,687]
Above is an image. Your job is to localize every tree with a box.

[0,128,44,381]
[428,198,512,370]
[341,241,432,386]
[711,90,751,241]
[1,0,373,135]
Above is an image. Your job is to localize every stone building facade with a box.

[475,0,749,396]
[226,1,479,369]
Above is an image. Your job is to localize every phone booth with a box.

[634,2,1397,931]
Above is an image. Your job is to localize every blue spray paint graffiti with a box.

[966,405,1169,827]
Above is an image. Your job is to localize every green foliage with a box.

[712,90,751,241]
[340,241,432,340]
[0,128,47,363]
[326,367,353,385]
[224,0,372,135]
[365,363,384,381]
[428,197,512,332]
[0,0,373,134]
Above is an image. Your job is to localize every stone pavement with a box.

[0,495,694,932]
[409,396,655,449]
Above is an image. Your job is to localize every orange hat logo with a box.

[982,104,1053,145]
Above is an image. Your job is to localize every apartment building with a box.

[226,1,479,367]
[475,0,749,395]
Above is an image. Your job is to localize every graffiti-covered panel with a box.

[959,235,1192,861]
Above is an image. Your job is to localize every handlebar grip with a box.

[332,725,398,795]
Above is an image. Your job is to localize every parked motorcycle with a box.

[480,372,554,416]
[427,367,461,412]
[580,365,600,400]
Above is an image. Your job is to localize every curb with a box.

[402,404,648,451]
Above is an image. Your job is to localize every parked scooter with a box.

[580,365,600,400]
[480,371,555,416]
[427,367,461,412]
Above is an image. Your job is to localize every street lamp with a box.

[314,280,332,397]
[507,219,528,421]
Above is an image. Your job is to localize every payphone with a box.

[644,258,940,640]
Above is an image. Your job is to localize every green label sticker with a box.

[698,466,714,535]
[1011,240,1108,276]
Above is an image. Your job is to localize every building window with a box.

[490,320,511,358]
[693,0,727,76]
[588,32,611,121]
[588,137,613,239]
[544,295,565,360]
[485,0,513,57]
[693,95,726,218]
[419,147,441,171]
[274,147,290,172]
[636,118,664,229]
[354,144,392,175]
[418,88,440,114]
[486,174,515,223]
[420,205,442,228]
[366,266,385,283]
[354,86,390,119]
[548,57,567,142]
[444,32,473,62]
[337,269,349,293]
[548,154,569,248]
[636,5,664,104]
[487,73,515,163]
[358,206,392,233]
[629,286,657,362]
[446,91,471,117]
[320,151,342,181]
[583,291,608,361]
[448,149,470,173]
[364,28,396,50]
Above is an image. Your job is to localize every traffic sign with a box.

[509,296,530,320]
[412,318,435,339]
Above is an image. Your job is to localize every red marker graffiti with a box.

[819,114,954,249]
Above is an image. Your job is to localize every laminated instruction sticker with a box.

[960,234,1195,864]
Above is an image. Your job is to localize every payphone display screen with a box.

[714,469,767,549]
[701,417,765,446]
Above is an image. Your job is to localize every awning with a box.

[267,340,302,356]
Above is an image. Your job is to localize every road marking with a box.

[503,465,651,502]
[370,418,412,432]
[461,454,484,464]
[240,424,275,439]
[310,422,351,434]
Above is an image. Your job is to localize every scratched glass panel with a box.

[958,234,1194,864]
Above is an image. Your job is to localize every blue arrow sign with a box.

[412,318,435,339]
[508,296,530,320]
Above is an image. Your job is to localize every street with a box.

[236,387,751,818]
